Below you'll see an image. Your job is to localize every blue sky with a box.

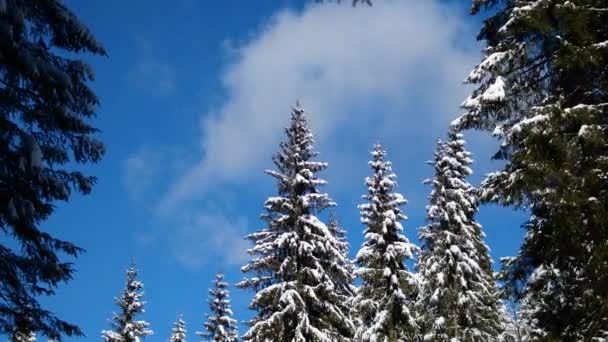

[40,0,528,340]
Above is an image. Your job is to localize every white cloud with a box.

[160,0,478,210]
[172,212,250,268]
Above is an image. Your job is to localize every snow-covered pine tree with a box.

[327,211,356,302]
[416,131,503,341]
[238,104,355,341]
[0,1,106,339]
[102,263,153,342]
[10,330,36,342]
[169,315,187,342]
[454,0,608,338]
[328,211,348,255]
[197,274,237,342]
[499,299,536,342]
[353,144,418,341]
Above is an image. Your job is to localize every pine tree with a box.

[454,0,608,338]
[169,316,187,342]
[327,211,356,302]
[102,263,153,342]
[198,274,238,342]
[0,0,106,339]
[353,144,418,341]
[237,104,355,341]
[10,330,36,342]
[416,131,503,341]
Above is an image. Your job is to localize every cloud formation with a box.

[160,0,478,210]
[125,35,177,96]
[172,212,250,268]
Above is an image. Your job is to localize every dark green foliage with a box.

[457,0,608,339]
[0,0,106,339]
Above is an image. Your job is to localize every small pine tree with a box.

[169,316,187,342]
[198,274,238,342]
[353,144,418,341]
[102,263,153,342]
[416,131,503,341]
[238,104,355,341]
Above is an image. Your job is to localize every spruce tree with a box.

[0,0,106,339]
[327,211,356,303]
[102,263,153,342]
[416,131,503,341]
[237,104,355,341]
[169,316,187,342]
[353,144,418,341]
[198,274,237,342]
[10,330,36,342]
[454,0,608,338]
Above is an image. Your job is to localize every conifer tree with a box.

[353,144,418,341]
[416,131,503,341]
[102,263,153,342]
[0,0,106,339]
[238,104,355,341]
[198,274,237,342]
[10,330,36,342]
[454,0,608,338]
[169,316,187,342]
[327,211,356,301]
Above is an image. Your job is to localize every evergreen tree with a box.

[198,274,237,342]
[353,144,418,341]
[416,131,503,341]
[10,330,36,342]
[169,316,187,342]
[327,211,356,301]
[102,263,153,342]
[454,0,608,338]
[237,104,355,341]
[0,0,105,339]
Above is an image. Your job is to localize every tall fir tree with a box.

[169,316,187,342]
[237,105,355,341]
[353,144,418,341]
[416,131,503,341]
[454,0,608,338]
[102,263,153,342]
[198,274,238,342]
[0,0,106,339]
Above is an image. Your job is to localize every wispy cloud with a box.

[160,0,478,210]
[122,147,191,203]
[172,212,250,268]
[125,35,177,96]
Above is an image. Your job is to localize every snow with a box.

[481,76,506,101]
[509,114,549,135]
[578,124,601,138]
